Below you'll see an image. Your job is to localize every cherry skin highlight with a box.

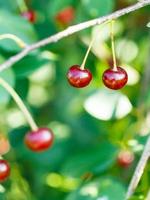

[55,6,74,25]
[117,150,134,168]
[67,65,92,88]
[24,128,54,152]
[102,66,128,90]
[0,160,10,182]
[21,10,36,23]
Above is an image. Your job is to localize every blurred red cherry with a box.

[21,10,36,23]
[117,150,134,168]
[55,6,75,25]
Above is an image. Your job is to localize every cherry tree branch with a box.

[0,0,150,72]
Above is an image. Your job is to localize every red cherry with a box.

[67,65,92,88]
[24,128,54,152]
[0,160,10,182]
[55,6,74,25]
[21,10,36,23]
[117,150,134,168]
[102,67,128,90]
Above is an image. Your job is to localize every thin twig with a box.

[0,78,38,131]
[0,0,150,72]
[0,34,26,48]
[80,38,94,70]
[110,20,117,71]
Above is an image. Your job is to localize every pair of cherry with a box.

[67,65,128,90]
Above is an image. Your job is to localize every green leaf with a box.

[9,126,28,148]
[15,78,29,99]
[66,177,126,200]
[0,10,37,52]
[0,68,15,104]
[0,0,18,12]
[82,0,114,18]
[13,54,50,78]
[61,142,118,177]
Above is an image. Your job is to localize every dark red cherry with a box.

[117,150,134,168]
[0,160,10,182]
[21,10,36,23]
[102,67,128,90]
[67,65,92,88]
[55,6,74,25]
[24,128,54,152]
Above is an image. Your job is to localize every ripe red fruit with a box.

[21,10,36,23]
[24,128,54,152]
[67,65,92,88]
[117,150,134,168]
[0,160,10,182]
[102,67,128,90]
[55,6,74,25]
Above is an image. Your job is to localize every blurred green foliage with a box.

[0,0,149,199]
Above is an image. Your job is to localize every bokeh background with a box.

[0,0,150,199]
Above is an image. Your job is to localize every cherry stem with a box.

[16,0,28,13]
[80,20,112,70]
[80,38,94,70]
[110,20,117,71]
[0,34,26,48]
[0,78,38,131]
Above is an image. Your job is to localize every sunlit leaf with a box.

[125,65,140,85]
[116,39,138,63]
[84,89,132,121]
[147,22,150,28]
